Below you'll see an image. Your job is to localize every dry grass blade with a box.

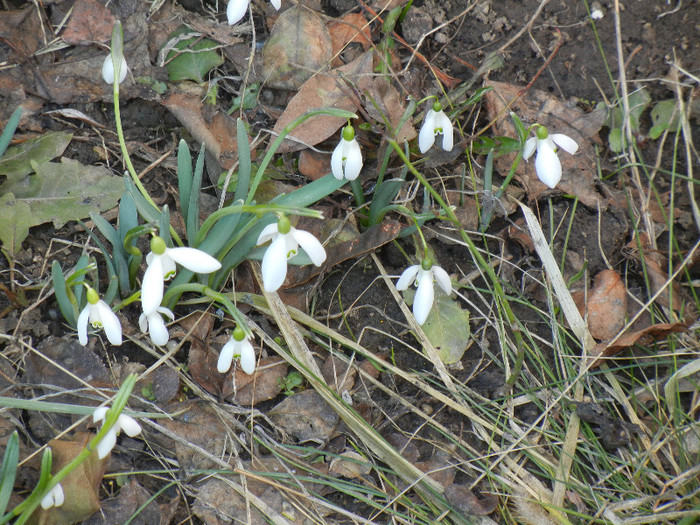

[251,263,492,524]
[519,201,595,510]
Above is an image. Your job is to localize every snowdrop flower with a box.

[418,99,453,153]
[141,236,222,314]
[257,215,326,292]
[217,326,256,375]
[92,406,142,459]
[138,307,175,347]
[77,286,122,346]
[331,124,363,181]
[40,482,65,509]
[396,259,452,325]
[227,0,281,25]
[101,54,128,85]
[522,125,579,189]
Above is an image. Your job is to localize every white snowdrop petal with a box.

[138,312,149,334]
[41,490,55,510]
[77,305,91,346]
[141,257,165,313]
[270,0,281,9]
[257,223,280,246]
[551,133,579,155]
[535,141,562,188]
[92,406,109,423]
[101,55,127,85]
[52,484,65,507]
[343,139,363,180]
[96,301,122,346]
[147,312,170,346]
[523,137,537,160]
[118,415,142,437]
[217,339,236,373]
[437,111,454,151]
[227,0,249,25]
[418,111,437,153]
[432,266,452,295]
[330,140,345,180]
[262,233,289,292]
[239,340,256,375]
[292,229,327,266]
[158,306,175,321]
[396,265,420,291]
[413,270,434,325]
[167,247,221,273]
[96,429,117,459]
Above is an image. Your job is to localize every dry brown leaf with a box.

[62,0,116,46]
[328,450,372,479]
[298,149,330,180]
[363,77,417,142]
[262,6,332,90]
[158,401,234,471]
[272,50,373,153]
[89,479,179,525]
[483,80,610,208]
[444,484,499,516]
[572,270,628,340]
[163,86,240,169]
[328,13,373,67]
[591,321,687,366]
[34,433,104,525]
[268,389,340,442]
[321,355,356,393]
[224,356,288,405]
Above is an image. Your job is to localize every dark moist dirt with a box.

[1,0,699,523]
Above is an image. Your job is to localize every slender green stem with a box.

[112,83,183,247]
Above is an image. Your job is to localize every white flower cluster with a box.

[140,236,221,346]
[396,260,452,325]
[92,406,142,459]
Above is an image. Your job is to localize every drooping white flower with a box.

[227,0,249,25]
[418,100,454,153]
[77,286,122,346]
[141,236,222,314]
[217,326,256,375]
[256,216,326,293]
[92,406,142,459]
[227,0,280,25]
[331,124,363,181]
[101,54,128,85]
[522,125,579,189]
[396,260,452,325]
[138,307,175,347]
[40,482,65,509]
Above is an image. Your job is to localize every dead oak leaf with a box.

[273,50,373,153]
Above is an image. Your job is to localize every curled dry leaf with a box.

[272,50,373,153]
[163,85,240,169]
[328,13,373,67]
[591,321,687,366]
[572,270,627,340]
